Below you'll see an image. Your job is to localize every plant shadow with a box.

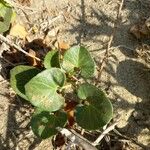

[116,60,150,127]
[0,92,43,150]
[0,43,50,149]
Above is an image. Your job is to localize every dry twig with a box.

[92,122,118,146]
[56,127,98,150]
[5,0,39,12]
[0,34,41,62]
[113,129,150,150]
[97,0,124,81]
[1,57,15,66]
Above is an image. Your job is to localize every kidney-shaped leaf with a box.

[25,68,66,112]
[10,65,40,100]
[44,50,60,69]
[0,1,15,33]
[62,46,95,78]
[75,83,113,130]
[31,110,67,139]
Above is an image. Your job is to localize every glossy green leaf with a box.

[25,68,66,112]
[0,0,15,33]
[31,110,67,139]
[10,65,40,100]
[75,83,113,130]
[62,46,95,78]
[44,50,60,69]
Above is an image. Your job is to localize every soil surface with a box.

[0,0,150,149]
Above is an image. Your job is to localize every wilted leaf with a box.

[58,41,70,50]
[10,23,27,39]
[62,46,95,78]
[75,83,113,130]
[64,101,77,127]
[25,68,66,112]
[47,27,59,37]
[2,48,22,64]
[17,0,31,6]
[27,49,37,66]
[64,101,77,112]
[44,50,60,69]
[130,17,150,39]
[10,65,40,100]
[25,38,51,59]
[67,110,75,127]
[0,0,15,33]
[26,49,42,67]
[31,110,67,139]
[53,133,65,147]
[135,44,150,68]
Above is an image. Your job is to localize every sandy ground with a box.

[0,0,150,149]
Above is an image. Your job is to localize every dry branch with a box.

[0,34,41,61]
[92,122,118,146]
[4,0,39,11]
[97,0,124,81]
[56,127,98,150]
[113,129,149,150]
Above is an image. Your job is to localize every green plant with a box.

[0,0,15,33]
[10,45,113,139]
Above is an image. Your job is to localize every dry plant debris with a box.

[97,0,124,82]
[130,17,150,68]
[130,17,150,39]
[135,44,150,68]
[0,0,150,149]
[10,23,28,39]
